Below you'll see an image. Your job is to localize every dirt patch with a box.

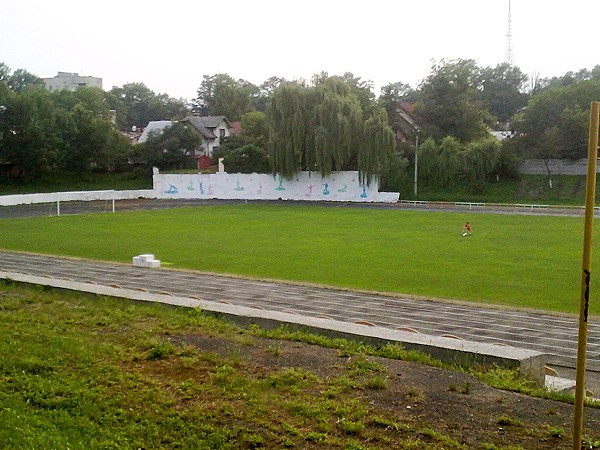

[168,333,600,450]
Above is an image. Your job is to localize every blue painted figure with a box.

[337,184,348,193]
[323,183,330,195]
[360,184,368,198]
[234,180,245,191]
[275,176,286,191]
[164,184,178,194]
[199,182,205,195]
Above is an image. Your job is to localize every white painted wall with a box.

[0,190,154,207]
[0,172,399,207]
[153,171,399,203]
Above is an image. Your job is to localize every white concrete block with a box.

[147,260,161,268]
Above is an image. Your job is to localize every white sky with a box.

[1,0,599,100]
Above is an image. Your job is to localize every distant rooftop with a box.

[137,121,173,143]
[42,71,103,91]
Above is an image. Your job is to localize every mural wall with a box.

[153,171,399,203]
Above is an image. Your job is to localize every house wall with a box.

[207,119,230,156]
[153,171,399,203]
[216,119,230,145]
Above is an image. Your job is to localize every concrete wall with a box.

[0,171,399,207]
[0,190,154,207]
[153,171,399,203]
[519,159,599,176]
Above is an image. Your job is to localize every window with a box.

[219,128,226,139]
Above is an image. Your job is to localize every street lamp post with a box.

[413,129,420,197]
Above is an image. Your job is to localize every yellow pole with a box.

[573,101,600,449]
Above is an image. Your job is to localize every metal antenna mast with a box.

[504,0,514,65]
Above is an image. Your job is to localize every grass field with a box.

[0,283,441,449]
[1,203,595,314]
[5,282,598,449]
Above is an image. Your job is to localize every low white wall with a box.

[0,172,399,207]
[0,189,154,207]
[153,171,399,203]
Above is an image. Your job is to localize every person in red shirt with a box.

[462,222,472,237]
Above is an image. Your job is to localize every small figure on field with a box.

[462,222,472,237]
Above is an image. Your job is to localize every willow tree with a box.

[268,82,310,179]
[268,76,395,184]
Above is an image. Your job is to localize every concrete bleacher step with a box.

[132,254,161,268]
[545,375,576,393]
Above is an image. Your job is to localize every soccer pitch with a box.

[0,203,596,314]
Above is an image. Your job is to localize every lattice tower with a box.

[504,0,514,65]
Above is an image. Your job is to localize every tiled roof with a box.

[181,116,216,139]
[137,121,173,143]
[199,115,228,128]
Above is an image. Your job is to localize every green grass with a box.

[0,282,469,449]
[0,203,596,314]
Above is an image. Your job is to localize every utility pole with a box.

[413,131,419,197]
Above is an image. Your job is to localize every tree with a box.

[437,136,462,186]
[194,74,257,121]
[0,63,10,82]
[268,76,395,184]
[0,81,16,163]
[416,137,439,185]
[136,121,201,170]
[268,82,311,179]
[477,63,528,124]
[0,87,59,178]
[65,103,130,172]
[255,76,285,112]
[378,81,419,126]
[6,69,45,93]
[222,144,270,174]
[311,72,377,120]
[359,107,396,185]
[0,63,44,93]
[463,137,501,191]
[414,59,491,142]
[107,83,189,131]
[240,111,269,145]
[514,78,600,162]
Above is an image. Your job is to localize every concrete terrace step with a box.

[1,250,599,378]
[0,270,547,384]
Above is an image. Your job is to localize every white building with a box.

[43,72,103,91]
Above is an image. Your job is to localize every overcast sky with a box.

[2,0,599,100]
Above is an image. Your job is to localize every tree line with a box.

[1,61,600,192]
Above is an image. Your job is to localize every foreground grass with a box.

[2,282,599,449]
[0,282,470,449]
[0,204,596,314]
